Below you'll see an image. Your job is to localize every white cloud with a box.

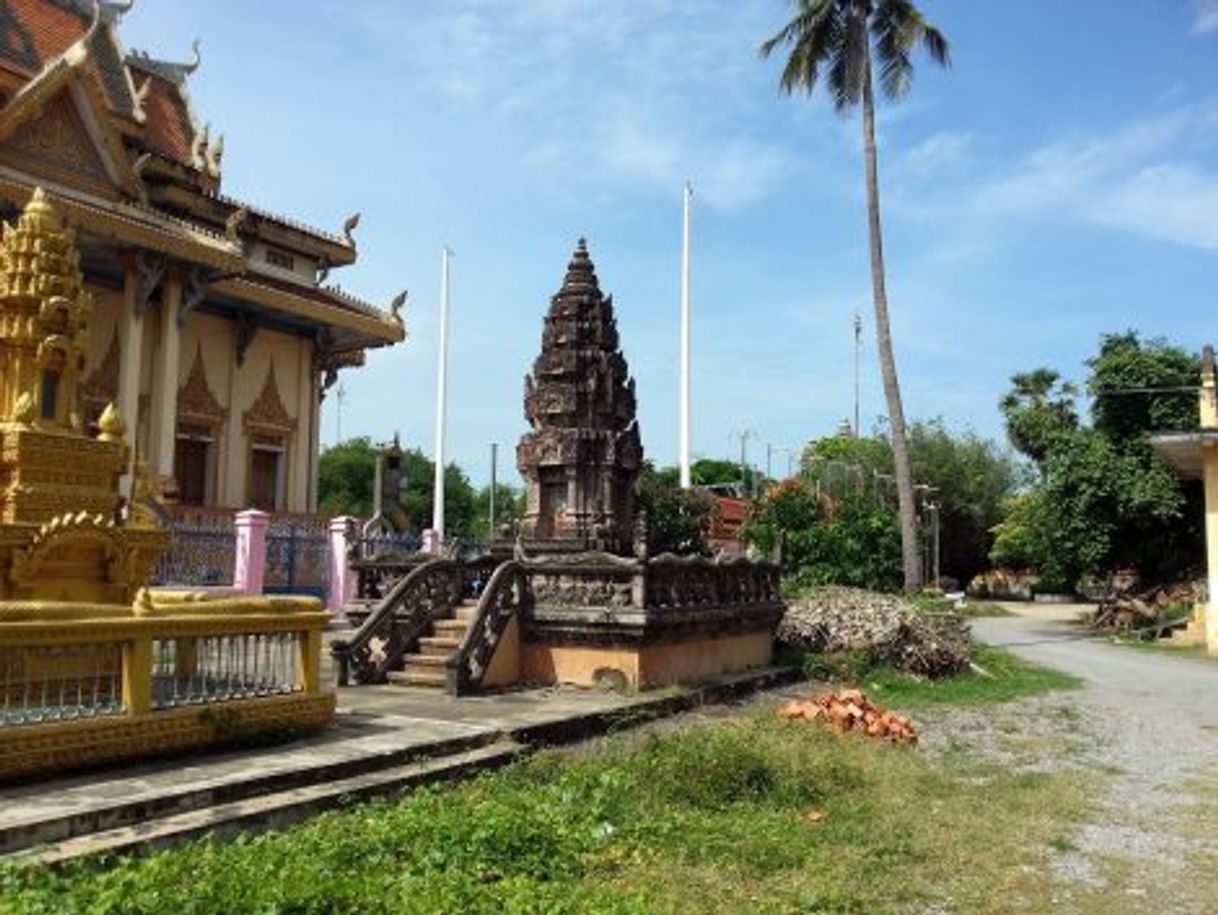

[1089,163,1218,249]
[928,104,1218,251]
[1194,0,1218,34]
[900,130,974,179]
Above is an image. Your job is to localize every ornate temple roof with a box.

[524,238,637,433]
[0,0,400,349]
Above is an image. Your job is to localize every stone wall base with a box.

[521,630,773,691]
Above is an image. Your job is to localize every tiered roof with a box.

[0,0,401,350]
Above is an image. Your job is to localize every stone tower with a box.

[517,239,643,553]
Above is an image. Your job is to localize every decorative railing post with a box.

[121,637,152,715]
[327,516,356,614]
[299,625,324,694]
[233,509,270,594]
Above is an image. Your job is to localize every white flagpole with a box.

[432,246,453,548]
[679,181,693,490]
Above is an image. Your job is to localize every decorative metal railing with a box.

[150,633,304,708]
[0,597,327,732]
[266,515,330,598]
[331,558,463,685]
[1,643,125,726]
[150,506,237,587]
[447,561,528,695]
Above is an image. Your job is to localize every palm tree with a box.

[761,0,949,591]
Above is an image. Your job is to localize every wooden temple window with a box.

[174,423,215,506]
[249,439,285,512]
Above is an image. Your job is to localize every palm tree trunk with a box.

[861,39,922,591]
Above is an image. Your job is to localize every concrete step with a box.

[432,619,471,637]
[386,670,448,689]
[0,717,499,857]
[454,604,480,621]
[418,636,462,656]
[10,741,526,866]
[402,654,448,670]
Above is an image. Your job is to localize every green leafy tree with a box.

[472,483,525,540]
[761,0,950,591]
[742,479,902,591]
[318,440,479,536]
[1088,331,1199,446]
[999,369,1079,468]
[635,463,716,556]
[995,334,1204,590]
[799,425,1022,584]
[317,437,377,517]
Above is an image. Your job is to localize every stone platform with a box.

[0,666,798,864]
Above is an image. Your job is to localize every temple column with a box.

[115,258,144,493]
[308,371,321,513]
[149,269,182,480]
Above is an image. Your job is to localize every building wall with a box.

[78,284,320,514]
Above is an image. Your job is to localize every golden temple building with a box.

[0,0,403,516]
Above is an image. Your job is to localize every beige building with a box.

[0,0,403,516]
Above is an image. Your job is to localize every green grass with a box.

[0,712,1095,915]
[861,645,1082,707]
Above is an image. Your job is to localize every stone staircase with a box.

[386,600,478,689]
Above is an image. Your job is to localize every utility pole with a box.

[853,310,862,438]
[432,246,453,548]
[679,182,693,489]
[488,442,498,540]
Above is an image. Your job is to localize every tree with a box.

[999,369,1079,468]
[318,441,478,535]
[995,334,1204,590]
[742,479,902,591]
[1088,332,1199,447]
[635,462,716,556]
[761,0,950,591]
[317,437,378,517]
[801,425,1022,584]
[472,483,525,540]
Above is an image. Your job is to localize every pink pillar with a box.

[328,516,357,613]
[233,509,270,594]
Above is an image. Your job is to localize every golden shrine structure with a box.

[0,189,333,781]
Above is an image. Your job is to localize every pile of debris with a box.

[778,586,970,678]
[1088,581,1202,636]
[777,689,917,745]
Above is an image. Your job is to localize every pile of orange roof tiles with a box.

[776,689,917,745]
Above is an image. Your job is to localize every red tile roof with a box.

[139,72,193,163]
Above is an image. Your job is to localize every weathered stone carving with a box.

[517,239,643,554]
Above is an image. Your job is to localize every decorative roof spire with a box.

[560,236,597,294]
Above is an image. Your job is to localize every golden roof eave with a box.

[0,173,244,271]
[212,276,405,346]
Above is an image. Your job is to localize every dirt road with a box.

[960,604,1218,914]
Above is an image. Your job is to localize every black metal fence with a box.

[150,517,236,588]
[265,517,330,600]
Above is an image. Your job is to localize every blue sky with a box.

[119,1,1218,484]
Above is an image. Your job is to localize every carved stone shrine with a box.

[517,239,642,554]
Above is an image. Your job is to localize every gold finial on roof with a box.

[97,402,125,442]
